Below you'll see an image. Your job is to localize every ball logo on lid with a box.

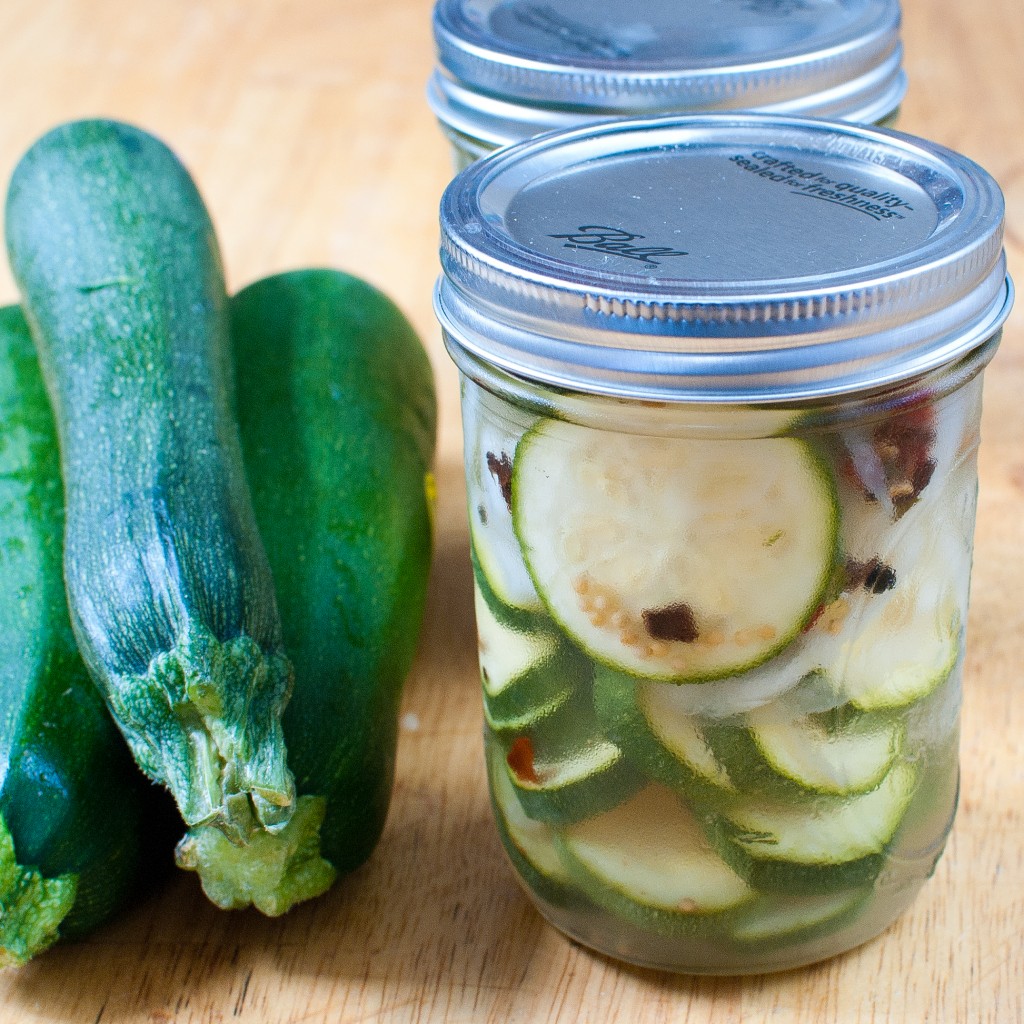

[548,225,689,267]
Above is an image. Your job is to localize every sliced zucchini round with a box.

[501,695,642,826]
[720,761,918,892]
[600,661,900,803]
[474,583,580,728]
[820,458,971,713]
[482,689,580,747]
[483,690,577,746]
[593,667,736,801]
[729,888,870,946]
[505,735,642,826]
[838,596,960,712]
[513,420,839,682]
[555,785,754,937]
[835,503,966,712]
[485,735,574,906]
[463,381,542,614]
[745,692,902,796]
[471,545,544,634]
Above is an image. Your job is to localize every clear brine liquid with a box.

[465,370,979,973]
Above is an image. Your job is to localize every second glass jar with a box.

[429,0,908,170]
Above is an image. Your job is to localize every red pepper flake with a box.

[802,603,826,634]
[506,736,539,784]
[486,451,514,512]
[642,603,698,643]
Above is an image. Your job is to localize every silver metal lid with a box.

[429,0,907,147]
[436,114,1012,402]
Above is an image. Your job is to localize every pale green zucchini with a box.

[5,120,296,845]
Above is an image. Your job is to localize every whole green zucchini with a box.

[0,304,150,965]
[176,270,436,911]
[4,120,298,846]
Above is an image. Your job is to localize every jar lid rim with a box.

[437,113,1012,401]
[432,0,905,126]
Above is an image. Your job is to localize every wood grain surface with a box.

[0,1,1021,1021]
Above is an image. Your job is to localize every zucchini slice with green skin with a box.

[503,697,642,825]
[596,664,897,800]
[835,503,966,712]
[475,582,583,728]
[829,407,975,713]
[720,761,918,893]
[729,888,870,946]
[745,698,902,796]
[483,690,576,746]
[486,735,574,907]
[5,120,295,843]
[506,737,642,826]
[593,668,736,800]
[513,420,839,682]
[838,594,961,712]
[177,270,437,912]
[471,544,546,634]
[0,305,150,963]
[555,785,754,937]
[463,380,542,615]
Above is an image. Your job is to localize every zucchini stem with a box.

[0,815,78,968]
[105,623,296,844]
[175,795,336,916]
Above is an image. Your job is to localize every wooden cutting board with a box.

[0,1,1020,1020]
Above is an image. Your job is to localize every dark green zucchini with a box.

[4,120,297,845]
[0,305,149,964]
[176,270,436,910]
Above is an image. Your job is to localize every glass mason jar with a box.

[428,0,907,172]
[435,114,1013,974]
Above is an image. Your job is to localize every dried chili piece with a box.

[844,556,897,594]
[506,736,539,784]
[642,603,699,643]
[486,451,514,511]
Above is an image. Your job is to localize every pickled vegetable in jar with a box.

[435,114,1013,974]
[428,0,907,170]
